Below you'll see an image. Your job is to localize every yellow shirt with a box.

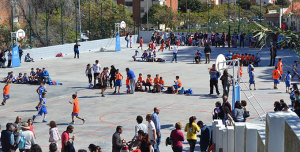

[184,123,200,140]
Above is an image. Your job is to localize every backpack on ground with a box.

[178,87,185,94]
[18,132,26,149]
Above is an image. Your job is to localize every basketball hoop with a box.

[120,21,126,29]
[215,54,227,73]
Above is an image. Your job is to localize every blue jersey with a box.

[285,74,291,82]
[40,98,47,108]
[38,86,46,94]
[250,71,254,79]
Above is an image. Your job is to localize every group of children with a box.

[2,68,50,84]
[226,51,261,66]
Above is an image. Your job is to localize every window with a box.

[125,2,133,6]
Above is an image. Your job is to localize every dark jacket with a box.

[112,132,122,152]
[204,46,211,54]
[200,125,211,148]
[1,130,14,152]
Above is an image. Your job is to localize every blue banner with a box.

[232,84,240,109]
[11,45,20,67]
[115,33,121,52]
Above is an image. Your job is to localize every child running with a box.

[114,69,123,94]
[32,92,48,122]
[284,71,291,93]
[36,83,47,110]
[291,65,300,79]
[273,66,281,89]
[2,82,11,105]
[69,92,85,124]
[249,68,256,90]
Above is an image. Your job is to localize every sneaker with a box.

[32,115,36,121]
[42,120,47,123]
[1,102,5,105]
[113,91,116,94]
[102,94,105,97]
[82,119,85,124]
[35,106,38,111]
[254,88,256,90]
[250,88,252,90]
[70,121,75,125]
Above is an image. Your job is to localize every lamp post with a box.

[227,0,230,34]
[238,2,240,34]
[89,0,91,40]
[207,0,210,32]
[100,0,103,38]
[147,0,149,30]
[75,1,78,42]
[61,0,64,44]
[29,4,32,47]
[46,0,49,46]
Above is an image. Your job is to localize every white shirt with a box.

[173,46,178,54]
[93,63,101,73]
[21,130,35,149]
[148,121,156,141]
[134,123,147,139]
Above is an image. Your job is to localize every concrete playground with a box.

[0,43,298,151]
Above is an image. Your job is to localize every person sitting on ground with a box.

[225,50,232,60]
[25,53,34,62]
[22,73,29,84]
[153,74,160,92]
[2,72,11,82]
[42,68,50,84]
[172,76,182,94]
[132,50,139,61]
[159,77,164,91]
[29,68,36,82]
[194,50,202,63]
[135,73,145,92]
[153,50,157,62]
[141,51,148,61]
[254,53,260,66]
[145,74,153,91]
[16,73,23,83]
[147,51,153,62]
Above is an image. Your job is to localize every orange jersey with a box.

[159,79,164,85]
[138,76,145,83]
[236,54,240,59]
[160,42,164,50]
[251,57,255,61]
[3,84,10,95]
[232,55,236,59]
[239,66,243,77]
[73,97,80,113]
[273,69,280,79]
[241,56,245,61]
[115,73,123,80]
[247,56,251,60]
[277,61,283,74]
[177,80,182,87]
[146,77,153,85]
[154,77,160,84]
[140,38,143,44]
[126,78,130,86]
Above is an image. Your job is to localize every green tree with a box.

[178,0,207,13]
[142,4,177,29]
[0,23,11,50]
[81,0,133,39]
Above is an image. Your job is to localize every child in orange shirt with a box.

[135,73,145,91]
[138,37,143,50]
[2,82,11,105]
[173,76,182,94]
[154,74,160,92]
[126,77,131,94]
[114,69,123,94]
[159,77,165,92]
[69,92,85,124]
[145,74,153,91]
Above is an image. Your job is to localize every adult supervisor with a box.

[126,68,136,94]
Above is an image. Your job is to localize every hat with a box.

[21,122,30,130]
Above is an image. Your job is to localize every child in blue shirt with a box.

[249,68,256,90]
[284,71,292,93]
[33,92,48,122]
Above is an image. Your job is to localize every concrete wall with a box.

[21,35,137,61]
[212,111,300,152]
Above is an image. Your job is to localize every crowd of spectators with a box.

[2,68,50,84]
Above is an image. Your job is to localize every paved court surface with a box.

[0,44,298,151]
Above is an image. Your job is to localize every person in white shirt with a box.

[146,114,156,148]
[19,123,35,151]
[92,60,101,87]
[130,115,147,148]
[171,46,178,63]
